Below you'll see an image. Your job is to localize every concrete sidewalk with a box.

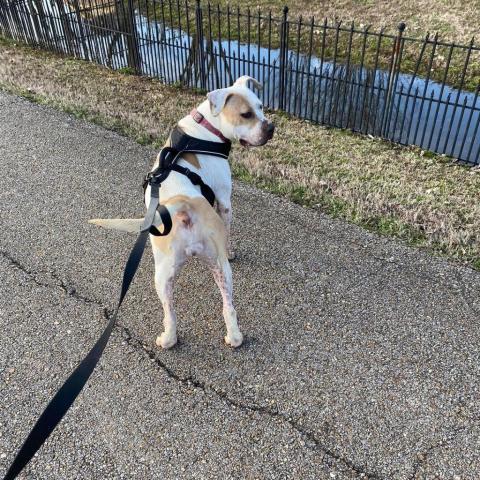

[1,91,479,479]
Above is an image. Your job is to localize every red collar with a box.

[190,109,230,144]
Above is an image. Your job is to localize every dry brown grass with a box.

[229,0,480,44]
[1,37,479,269]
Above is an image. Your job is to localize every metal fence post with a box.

[278,5,288,110]
[125,0,141,73]
[195,0,206,90]
[71,0,89,61]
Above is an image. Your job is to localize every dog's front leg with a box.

[216,201,235,261]
[211,260,243,347]
[153,255,183,349]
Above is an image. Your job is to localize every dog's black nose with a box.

[266,122,275,134]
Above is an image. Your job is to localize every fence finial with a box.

[398,22,406,32]
[283,6,288,15]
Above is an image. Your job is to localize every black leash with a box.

[3,127,225,479]
[2,182,162,480]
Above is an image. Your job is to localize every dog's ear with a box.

[233,75,262,91]
[207,88,232,116]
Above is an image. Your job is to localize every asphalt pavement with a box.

[1,91,479,479]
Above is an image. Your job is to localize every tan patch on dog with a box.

[151,195,227,262]
[181,152,200,168]
[222,93,259,127]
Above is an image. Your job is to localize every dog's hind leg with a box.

[211,260,243,348]
[216,202,235,261]
[153,253,184,349]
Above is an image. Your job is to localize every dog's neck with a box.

[177,100,232,143]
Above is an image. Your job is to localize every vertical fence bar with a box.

[309,66,318,121]
[419,89,435,149]
[256,9,260,82]
[278,5,288,111]
[328,21,341,126]
[236,6,240,80]
[302,16,314,119]
[153,0,166,82]
[160,0,173,83]
[317,17,327,124]
[217,4,223,87]
[227,3,231,83]
[382,22,405,138]
[72,0,90,60]
[339,22,354,128]
[206,2,214,89]
[353,25,369,131]
[94,0,112,67]
[127,0,141,72]
[426,43,453,150]
[84,0,100,62]
[151,0,163,78]
[392,84,405,142]
[195,0,206,89]
[434,92,452,152]
[144,0,157,76]
[289,15,301,115]
[412,33,438,146]
[458,85,480,161]
[266,10,272,108]
[405,86,420,143]
[449,95,469,157]
[167,0,178,82]
[246,7,250,77]
[18,0,35,45]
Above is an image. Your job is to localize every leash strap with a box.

[2,184,161,480]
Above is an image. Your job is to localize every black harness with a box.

[143,126,231,237]
[2,126,232,480]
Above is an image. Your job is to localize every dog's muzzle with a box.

[263,120,275,140]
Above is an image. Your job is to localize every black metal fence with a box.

[1,0,479,164]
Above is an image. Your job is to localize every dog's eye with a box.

[241,111,253,119]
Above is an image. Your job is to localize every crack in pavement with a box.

[1,248,383,479]
[407,419,480,480]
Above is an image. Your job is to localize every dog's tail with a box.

[89,200,189,233]
[88,218,145,232]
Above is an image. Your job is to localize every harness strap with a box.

[170,164,215,207]
[169,125,231,159]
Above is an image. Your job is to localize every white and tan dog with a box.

[90,76,274,349]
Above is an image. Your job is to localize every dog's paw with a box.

[225,331,243,348]
[227,250,237,261]
[156,332,177,349]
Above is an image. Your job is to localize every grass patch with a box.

[1,37,479,270]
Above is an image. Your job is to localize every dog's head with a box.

[206,76,275,147]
